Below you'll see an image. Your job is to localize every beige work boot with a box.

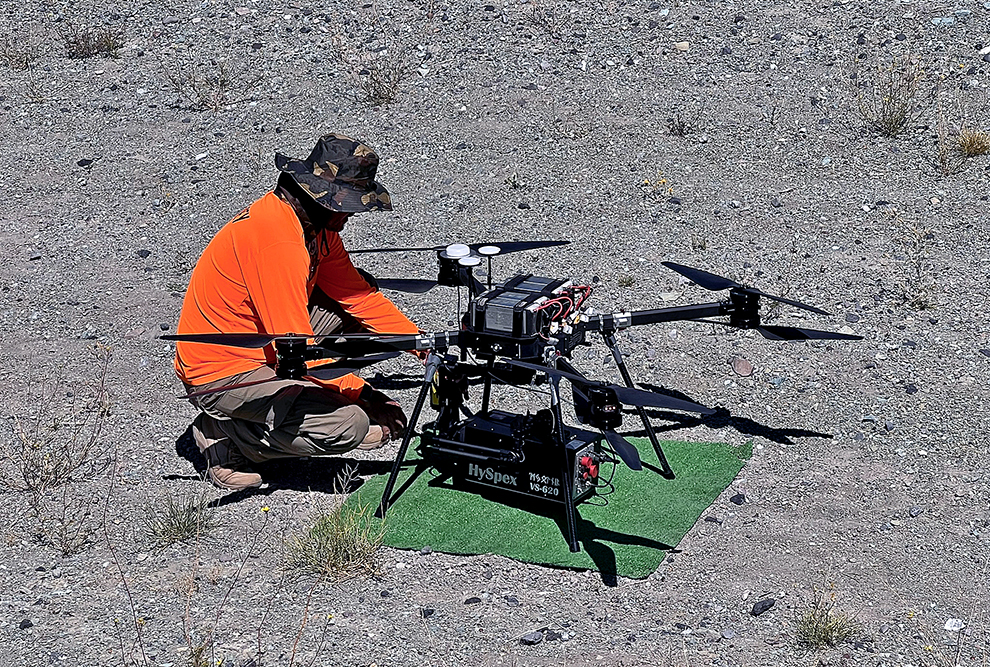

[356,424,390,450]
[207,462,263,491]
[194,414,263,491]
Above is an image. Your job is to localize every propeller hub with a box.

[274,335,308,379]
[728,289,760,329]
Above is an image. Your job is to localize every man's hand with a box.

[359,387,408,441]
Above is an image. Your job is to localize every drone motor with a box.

[574,385,623,431]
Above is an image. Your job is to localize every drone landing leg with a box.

[548,372,581,553]
[376,353,442,519]
[481,358,494,413]
[602,332,675,479]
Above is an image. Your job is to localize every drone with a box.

[165,240,861,553]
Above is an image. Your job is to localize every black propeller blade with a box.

[505,360,713,414]
[161,332,305,348]
[757,325,863,341]
[375,278,439,293]
[662,261,830,316]
[305,351,402,380]
[349,240,569,255]
[467,240,571,255]
[318,333,422,356]
[603,429,643,471]
[183,352,401,399]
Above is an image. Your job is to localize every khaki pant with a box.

[186,287,372,463]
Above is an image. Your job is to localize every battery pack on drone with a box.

[420,410,602,504]
[466,275,570,338]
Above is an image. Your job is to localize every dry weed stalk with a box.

[668,111,695,137]
[1,345,112,554]
[856,55,928,137]
[0,36,43,70]
[20,65,67,104]
[162,59,262,112]
[329,12,413,106]
[892,211,937,310]
[526,1,572,38]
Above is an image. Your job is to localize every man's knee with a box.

[304,404,370,453]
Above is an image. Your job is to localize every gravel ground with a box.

[1,0,989,665]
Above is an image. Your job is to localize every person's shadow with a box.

[170,425,393,507]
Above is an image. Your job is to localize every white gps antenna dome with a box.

[445,243,470,258]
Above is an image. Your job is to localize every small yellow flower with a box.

[261,506,270,513]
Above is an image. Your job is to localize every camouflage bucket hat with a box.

[274,133,392,212]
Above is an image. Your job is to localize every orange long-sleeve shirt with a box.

[175,192,417,399]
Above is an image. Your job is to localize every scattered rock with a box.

[504,595,520,607]
[419,546,432,555]
[464,596,482,605]
[674,41,690,52]
[520,630,544,645]
[909,506,923,518]
[905,383,918,395]
[420,607,435,618]
[945,618,965,632]
[751,598,775,616]
[76,158,94,168]
[721,628,736,640]
[845,313,860,323]
[137,249,151,259]
[19,619,33,630]
[731,357,754,377]
[729,493,746,505]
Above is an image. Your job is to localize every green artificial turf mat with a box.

[346,438,751,579]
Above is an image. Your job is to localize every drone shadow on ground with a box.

[171,425,392,507]
[414,468,672,587]
[627,383,832,445]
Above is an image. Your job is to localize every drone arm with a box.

[578,302,727,332]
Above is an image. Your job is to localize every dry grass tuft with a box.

[955,128,990,157]
[64,25,125,59]
[285,467,385,579]
[143,491,219,546]
[795,583,861,649]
